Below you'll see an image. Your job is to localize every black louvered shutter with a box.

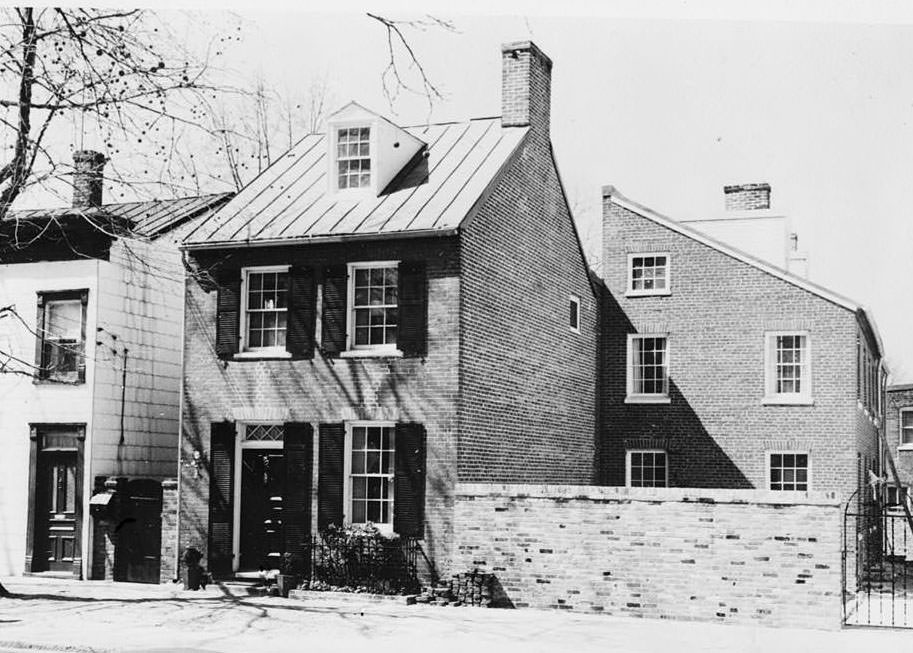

[317,423,345,531]
[77,291,88,383]
[283,422,313,569]
[393,423,426,538]
[398,262,427,358]
[287,267,316,359]
[215,272,241,359]
[208,421,236,576]
[321,266,347,357]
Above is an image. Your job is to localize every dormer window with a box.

[337,127,371,190]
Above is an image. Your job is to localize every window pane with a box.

[47,300,81,338]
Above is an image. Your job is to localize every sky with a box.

[22,1,913,381]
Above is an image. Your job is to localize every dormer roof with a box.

[183,114,528,248]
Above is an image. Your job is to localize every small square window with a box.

[764,332,812,404]
[569,295,580,333]
[626,334,669,402]
[769,452,809,491]
[627,450,668,487]
[627,253,670,296]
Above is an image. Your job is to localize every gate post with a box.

[160,479,179,584]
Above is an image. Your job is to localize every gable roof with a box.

[603,185,885,357]
[7,192,232,239]
[182,117,528,248]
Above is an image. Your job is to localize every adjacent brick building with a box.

[176,41,597,578]
[599,184,886,504]
[0,155,229,580]
[885,384,913,508]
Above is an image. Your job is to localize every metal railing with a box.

[298,535,422,595]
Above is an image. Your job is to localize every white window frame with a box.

[625,449,669,488]
[625,333,671,404]
[763,331,813,405]
[232,422,285,573]
[569,294,581,334]
[900,408,913,450]
[626,252,671,297]
[766,451,810,492]
[342,260,402,357]
[343,421,396,535]
[330,122,376,195]
[237,265,291,358]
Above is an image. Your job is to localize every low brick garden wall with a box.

[452,484,843,630]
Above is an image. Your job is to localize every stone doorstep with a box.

[288,588,412,603]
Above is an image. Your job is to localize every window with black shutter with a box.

[317,423,345,531]
[321,266,347,356]
[283,422,313,566]
[397,261,427,358]
[35,290,88,383]
[208,421,236,576]
[286,267,316,359]
[393,423,426,538]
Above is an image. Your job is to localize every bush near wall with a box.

[453,484,843,630]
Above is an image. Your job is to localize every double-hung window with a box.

[348,262,398,352]
[627,253,670,296]
[241,267,288,353]
[769,452,809,491]
[36,290,87,383]
[626,334,669,403]
[346,423,395,530]
[336,127,371,190]
[901,409,913,448]
[626,450,668,487]
[764,332,812,404]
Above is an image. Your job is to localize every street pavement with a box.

[0,576,911,653]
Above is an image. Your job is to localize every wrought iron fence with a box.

[299,535,422,595]
[843,501,913,629]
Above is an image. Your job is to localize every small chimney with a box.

[72,150,106,208]
[501,41,552,133]
[724,182,771,211]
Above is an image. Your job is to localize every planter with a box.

[276,574,299,598]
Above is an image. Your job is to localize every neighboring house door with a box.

[26,424,85,577]
[34,451,78,572]
[113,479,162,584]
[238,449,285,571]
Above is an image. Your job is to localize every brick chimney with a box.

[72,150,106,208]
[501,41,552,133]
[724,183,771,211]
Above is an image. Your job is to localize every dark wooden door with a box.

[35,452,78,572]
[114,480,162,584]
[239,449,285,571]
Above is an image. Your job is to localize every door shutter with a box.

[393,423,426,538]
[287,267,316,359]
[208,421,236,576]
[398,261,427,358]
[215,272,241,359]
[283,422,313,569]
[317,423,345,531]
[321,265,347,357]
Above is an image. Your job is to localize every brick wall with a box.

[723,183,771,211]
[601,196,868,499]
[181,237,460,572]
[452,483,843,630]
[886,386,913,486]
[160,478,179,584]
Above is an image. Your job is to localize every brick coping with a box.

[454,483,842,507]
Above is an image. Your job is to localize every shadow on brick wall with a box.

[600,288,751,488]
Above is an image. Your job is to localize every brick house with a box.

[176,41,597,578]
[0,153,230,580]
[885,384,913,509]
[599,183,886,502]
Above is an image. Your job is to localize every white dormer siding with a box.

[326,101,425,197]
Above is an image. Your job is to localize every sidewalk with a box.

[0,576,910,653]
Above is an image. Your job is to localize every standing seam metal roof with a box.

[183,117,528,246]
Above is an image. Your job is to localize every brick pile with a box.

[413,570,495,607]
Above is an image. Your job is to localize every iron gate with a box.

[843,502,913,628]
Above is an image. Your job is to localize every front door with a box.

[239,449,285,571]
[34,451,78,572]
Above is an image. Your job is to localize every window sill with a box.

[233,350,292,360]
[340,349,404,359]
[624,395,671,405]
[33,378,84,386]
[762,396,814,406]
[625,290,672,298]
[897,445,913,452]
